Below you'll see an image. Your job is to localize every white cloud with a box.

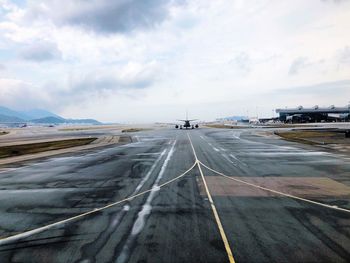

[336,46,350,65]
[0,78,50,109]
[0,0,349,122]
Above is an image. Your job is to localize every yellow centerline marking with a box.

[187,133,236,263]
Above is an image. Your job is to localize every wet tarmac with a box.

[0,128,349,262]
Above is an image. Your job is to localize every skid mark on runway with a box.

[202,137,248,168]
[209,130,348,168]
[229,130,350,162]
[0,145,168,249]
[228,154,248,167]
[133,150,166,194]
[221,154,237,167]
[132,141,176,235]
[77,149,168,260]
[130,158,155,162]
[135,152,162,156]
[0,135,199,249]
[116,140,176,263]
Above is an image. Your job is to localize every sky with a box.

[0,0,350,123]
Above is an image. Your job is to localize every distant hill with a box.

[0,114,26,123]
[31,117,102,125]
[30,116,66,124]
[0,106,101,125]
[20,109,62,119]
[0,106,31,120]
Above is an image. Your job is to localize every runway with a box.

[0,128,349,262]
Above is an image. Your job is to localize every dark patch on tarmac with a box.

[290,207,350,260]
[0,128,349,262]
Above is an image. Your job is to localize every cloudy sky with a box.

[0,0,350,122]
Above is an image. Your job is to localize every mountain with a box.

[0,106,31,120]
[20,109,62,119]
[0,106,102,125]
[0,114,25,123]
[30,116,66,124]
[30,117,101,125]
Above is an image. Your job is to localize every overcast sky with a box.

[0,0,350,122]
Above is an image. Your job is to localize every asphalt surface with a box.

[0,128,349,263]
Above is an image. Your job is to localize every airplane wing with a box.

[177,119,197,122]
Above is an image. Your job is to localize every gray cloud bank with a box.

[0,58,160,111]
[28,0,185,34]
[71,68,157,94]
[19,42,61,62]
[269,79,350,97]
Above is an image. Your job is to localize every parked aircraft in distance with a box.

[175,112,199,129]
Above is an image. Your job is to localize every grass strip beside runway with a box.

[0,138,97,159]
[121,128,151,133]
[275,130,345,145]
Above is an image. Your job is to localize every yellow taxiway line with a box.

[187,133,236,263]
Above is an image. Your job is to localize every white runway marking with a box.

[133,150,166,194]
[0,139,197,246]
[213,147,220,152]
[117,140,177,263]
[221,154,237,166]
[229,154,247,166]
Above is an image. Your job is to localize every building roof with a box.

[276,106,350,114]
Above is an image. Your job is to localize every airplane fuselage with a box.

[175,120,199,129]
[183,120,191,128]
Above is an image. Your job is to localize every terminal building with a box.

[276,105,350,123]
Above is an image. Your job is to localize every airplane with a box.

[175,112,199,129]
